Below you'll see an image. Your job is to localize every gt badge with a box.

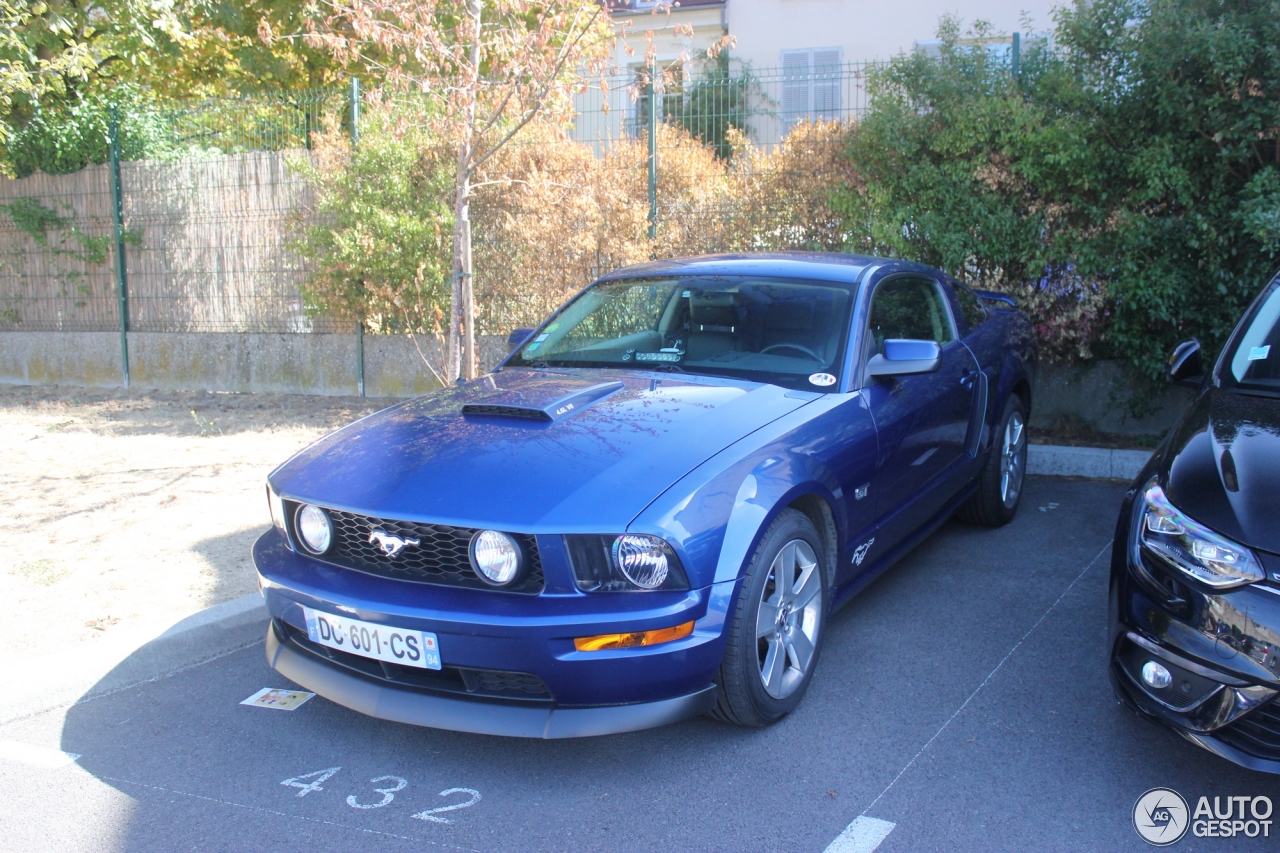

[370,529,420,559]
[855,483,869,500]
[852,537,875,566]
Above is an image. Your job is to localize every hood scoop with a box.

[462,381,625,423]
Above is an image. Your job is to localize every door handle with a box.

[960,369,979,388]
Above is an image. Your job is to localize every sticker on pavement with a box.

[241,688,315,711]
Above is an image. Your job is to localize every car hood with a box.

[269,368,815,530]
[1163,385,1280,555]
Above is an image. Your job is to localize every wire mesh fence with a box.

[0,62,877,336]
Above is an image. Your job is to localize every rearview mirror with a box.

[1167,338,1203,386]
[866,339,942,378]
[507,328,535,350]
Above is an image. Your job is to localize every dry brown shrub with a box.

[469,119,863,333]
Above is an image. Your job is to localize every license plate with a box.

[303,607,441,670]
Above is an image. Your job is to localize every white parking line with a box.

[857,542,1110,819]
[0,739,81,769]
[824,816,896,853]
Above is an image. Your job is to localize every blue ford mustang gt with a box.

[254,253,1036,737]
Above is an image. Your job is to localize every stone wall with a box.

[0,331,1195,437]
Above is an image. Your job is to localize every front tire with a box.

[957,394,1028,527]
[710,508,828,727]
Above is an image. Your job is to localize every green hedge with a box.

[840,0,1280,379]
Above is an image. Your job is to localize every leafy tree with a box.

[0,1,187,147]
[276,0,614,380]
[838,0,1280,376]
[290,104,455,382]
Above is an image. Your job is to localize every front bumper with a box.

[265,627,717,738]
[254,530,734,736]
[1109,490,1280,773]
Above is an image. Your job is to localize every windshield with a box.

[510,276,856,391]
[1222,282,1280,394]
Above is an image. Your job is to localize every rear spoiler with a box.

[974,289,1017,308]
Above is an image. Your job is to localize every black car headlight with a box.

[1138,480,1264,590]
[564,534,690,592]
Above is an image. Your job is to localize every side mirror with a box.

[866,339,942,378]
[1167,338,1203,386]
[507,328,535,351]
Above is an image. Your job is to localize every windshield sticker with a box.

[546,322,559,331]
[534,333,549,343]
[525,342,541,353]
[809,373,837,387]
[1249,345,1271,361]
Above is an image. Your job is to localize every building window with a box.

[781,48,842,133]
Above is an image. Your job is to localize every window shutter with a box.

[781,50,811,133]
[812,49,842,121]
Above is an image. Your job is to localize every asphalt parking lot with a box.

[1,476,1277,852]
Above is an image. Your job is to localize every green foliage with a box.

[838,0,1280,377]
[4,86,181,177]
[0,0,188,147]
[664,54,762,160]
[0,197,119,266]
[289,105,454,336]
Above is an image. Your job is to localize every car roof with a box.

[595,252,940,286]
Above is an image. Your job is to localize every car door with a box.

[860,274,979,554]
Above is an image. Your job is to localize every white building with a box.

[574,0,1056,147]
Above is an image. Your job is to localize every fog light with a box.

[1142,660,1172,689]
[574,621,695,652]
[296,504,333,554]
[469,530,523,586]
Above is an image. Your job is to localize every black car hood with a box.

[1163,385,1280,555]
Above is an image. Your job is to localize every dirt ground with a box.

[0,384,388,664]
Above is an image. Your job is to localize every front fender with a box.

[628,393,876,591]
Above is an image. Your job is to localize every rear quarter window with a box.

[954,286,988,331]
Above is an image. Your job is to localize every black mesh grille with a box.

[280,622,551,702]
[288,503,544,593]
[1217,699,1280,761]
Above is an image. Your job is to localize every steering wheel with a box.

[760,343,823,361]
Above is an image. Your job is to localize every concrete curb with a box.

[1028,444,1152,481]
[0,593,268,724]
[0,445,1148,725]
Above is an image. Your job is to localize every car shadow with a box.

[54,478,1280,852]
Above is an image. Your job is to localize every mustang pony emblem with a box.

[852,537,875,566]
[369,529,420,559]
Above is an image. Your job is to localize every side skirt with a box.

[830,482,978,613]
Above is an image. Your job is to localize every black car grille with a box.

[1217,699,1280,761]
[287,502,544,594]
[280,621,552,702]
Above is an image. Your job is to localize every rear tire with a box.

[710,508,828,727]
[957,394,1027,527]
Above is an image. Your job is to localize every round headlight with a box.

[470,530,523,586]
[612,534,670,589]
[296,504,333,554]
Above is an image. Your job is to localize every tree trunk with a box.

[448,0,483,382]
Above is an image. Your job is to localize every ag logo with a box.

[1133,787,1190,846]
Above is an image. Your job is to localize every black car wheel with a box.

[957,394,1028,527]
[711,508,828,727]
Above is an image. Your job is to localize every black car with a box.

[1110,274,1280,772]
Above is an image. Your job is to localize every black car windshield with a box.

[1222,282,1280,394]
[510,276,855,391]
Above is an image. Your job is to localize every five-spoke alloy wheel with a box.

[712,508,828,726]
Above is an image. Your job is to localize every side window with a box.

[867,278,955,354]
[953,285,988,331]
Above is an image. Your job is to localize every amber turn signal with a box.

[573,621,695,652]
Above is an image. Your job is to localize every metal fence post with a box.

[350,77,365,397]
[647,58,658,241]
[108,106,130,389]
[1011,32,1021,79]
